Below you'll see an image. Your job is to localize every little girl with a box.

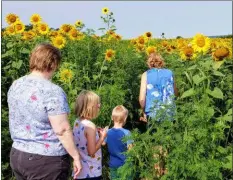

[73,90,108,180]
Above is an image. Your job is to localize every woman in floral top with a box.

[8,43,82,180]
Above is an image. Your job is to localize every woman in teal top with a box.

[139,52,178,123]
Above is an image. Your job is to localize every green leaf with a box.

[213,70,225,77]
[192,74,206,85]
[12,60,23,69]
[98,28,106,31]
[207,107,215,117]
[1,49,14,58]
[213,61,224,70]
[93,75,98,80]
[102,66,108,71]
[206,87,223,99]
[181,88,195,99]
[20,48,30,54]
[187,65,197,70]
[184,72,192,85]
[6,42,14,48]
[223,155,232,169]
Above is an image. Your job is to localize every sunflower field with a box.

[1,8,233,180]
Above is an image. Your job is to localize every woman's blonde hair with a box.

[29,43,61,72]
[147,52,165,68]
[112,105,128,123]
[74,90,100,120]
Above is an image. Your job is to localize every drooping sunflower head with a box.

[102,7,109,15]
[144,32,152,39]
[30,14,42,25]
[5,13,19,25]
[52,36,66,49]
[191,33,211,53]
[212,47,231,61]
[22,30,36,40]
[105,49,115,61]
[37,23,49,35]
[69,29,78,40]
[146,46,156,55]
[75,20,82,27]
[14,21,25,34]
[137,36,147,45]
[5,26,15,36]
[60,24,73,34]
[113,34,122,41]
[60,68,73,83]
[49,30,59,38]
[180,46,197,60]
[161,40,169,48]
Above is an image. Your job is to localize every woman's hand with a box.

[73,157,82,179]
[140,113,147,123]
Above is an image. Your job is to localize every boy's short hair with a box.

[74,90,100,120]
[112,105,128,123]
[29,43,61,72]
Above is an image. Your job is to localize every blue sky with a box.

[2,1,232,39]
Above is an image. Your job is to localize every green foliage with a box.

[1,32,232,180]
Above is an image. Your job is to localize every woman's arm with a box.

[85,123,107,156]
[49,114,82,177]
[139,72,147,110]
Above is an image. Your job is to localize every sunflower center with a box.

[33,17,39,22]
[41,25,46,31]
[104,9,107,12]
[10,16,17,23]
[57,39,63,45]
[196,37,205,47]
[146,32,151,37]
[214,47,229,59]
[16,25,22,31]
[184,47,194,57]
[107,52,113,57]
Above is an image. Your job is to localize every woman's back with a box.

[145,68,175,117]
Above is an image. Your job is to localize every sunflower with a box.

[137,36,148,45]
[60,69,73,83]
[60,24,73,34]
[22,30,36,40]
[5,26,15,35]
[136,44,145,52]
[30,14,42,25]
[105,49,115,61]
[146,46,156,55]
[77,32,85,40]
[69,29,78,40]
[5,13,19,25]
[102,7,109,15]
[144,32,152,39]
[37,23,49,35]
[113,34,122,41]
[191,33,211,53]
[49,30,59,38]
[180,46,197,60]
[212,47,231,61]
[75,20,82,27]
[161,41,169,48]
[14,21,25,34]
[52,36,66,49]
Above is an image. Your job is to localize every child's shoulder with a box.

[108,128,131,135]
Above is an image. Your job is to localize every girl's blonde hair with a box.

[112,105,128,123]
[147,52,165,68]
[74,90,100,120]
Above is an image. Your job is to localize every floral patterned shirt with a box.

[73,119,102,179]
[145,68,175,118]
[7,75,70,156]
